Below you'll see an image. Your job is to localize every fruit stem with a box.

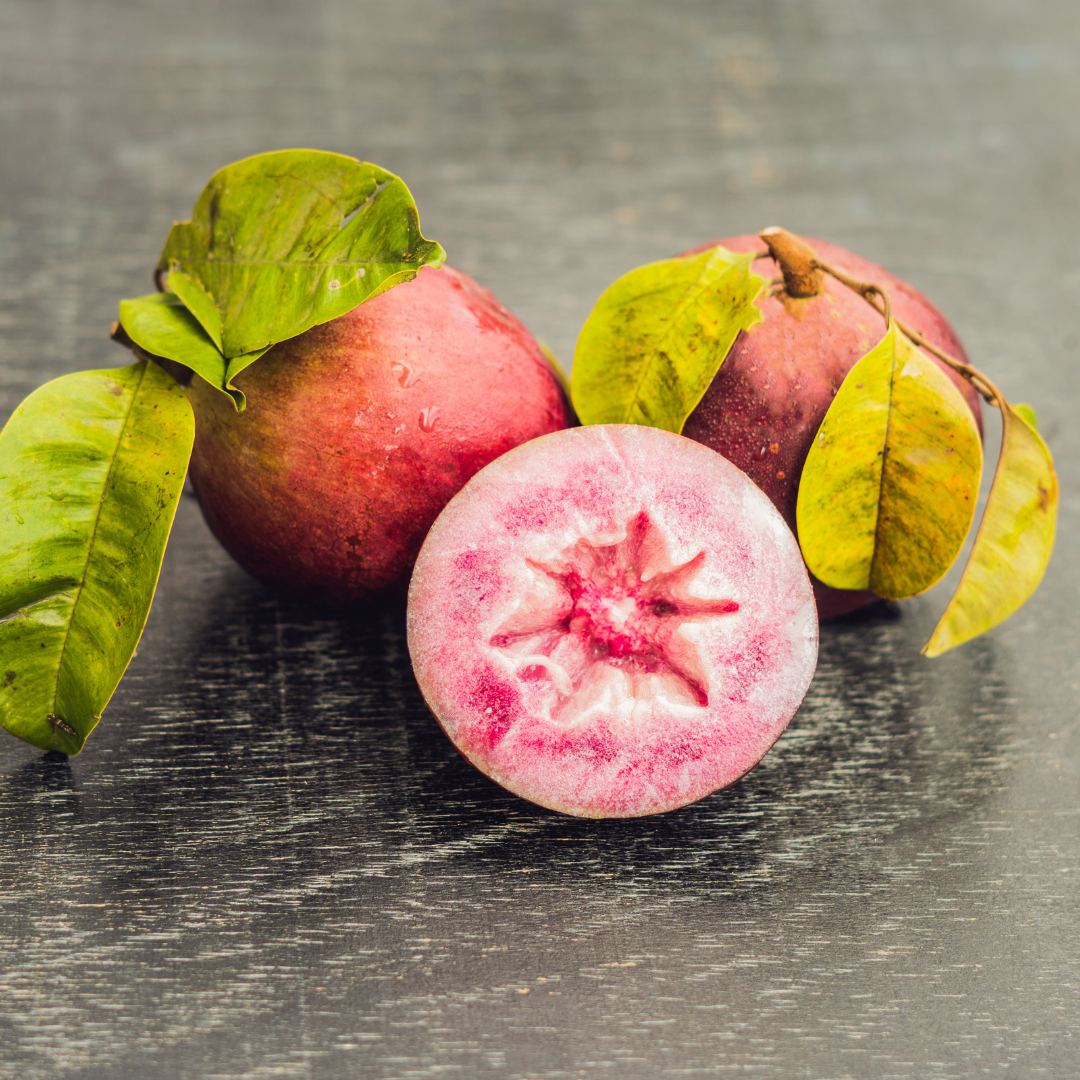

[811,258,893,335]
[812,251,1003,409]
[760,226,1004,410]
[759,227,824,297]
[888,314,1003,409]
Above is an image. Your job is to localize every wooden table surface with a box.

[1,2,1078,1077]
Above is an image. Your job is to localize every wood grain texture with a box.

[2,0,1078,1076]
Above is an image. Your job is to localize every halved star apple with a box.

[407,424,818,818]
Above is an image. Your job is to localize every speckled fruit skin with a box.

[680,236,983,618]
[187,265,573,607]
[407,425,818,819]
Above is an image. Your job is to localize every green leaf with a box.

[157,149,446,360]
[167,270,224,354]
[117,292,270,411]
[0,360,194,754]
[570,245,766,432]
[922,403,1057,657]
[119,293,226,387]
[796,323,983,599]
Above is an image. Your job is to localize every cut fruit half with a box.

[407,424,819,818]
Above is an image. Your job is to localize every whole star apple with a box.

[187,265,573,606]
[678,232,984,617]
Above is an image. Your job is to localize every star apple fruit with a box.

[186,265,574,606]
[679,234,983,618]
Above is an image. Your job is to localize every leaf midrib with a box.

[171,256,420,268]
[869,328,897,593]
[49,362,148,724]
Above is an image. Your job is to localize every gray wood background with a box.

[1,1,1077,1077]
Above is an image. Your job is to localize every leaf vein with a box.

[49,363,149,722]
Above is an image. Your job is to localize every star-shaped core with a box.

[490,512,740,723]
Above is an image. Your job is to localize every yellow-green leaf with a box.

[117,293,273,412]
[797,323,983,599]
[119,293,226,388]
[570,245,766,433]
[922,403,1057,657]
[0,361,194,753]
[157,149,446,361]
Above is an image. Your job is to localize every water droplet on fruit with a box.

[755,444,768,460]
[419,407,441,432]
[392,361,417,388]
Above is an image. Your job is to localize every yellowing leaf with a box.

[570,245,766,433]
[922,403,1057,657]
[797,323,983,599]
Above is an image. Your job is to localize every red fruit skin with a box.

[680,236,983,618]
[187,265,573,606]
[408,424,819,819]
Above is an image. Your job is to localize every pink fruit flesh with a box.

[187,265,573,607]
[680,236,983,619]
[407,425,818,818]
